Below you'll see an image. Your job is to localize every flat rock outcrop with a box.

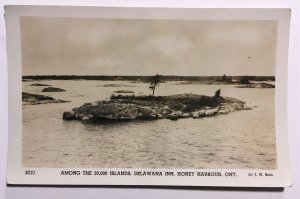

[22,92,70,105]
[237,82,275,88]
[113,90,135,94]
[63,92,252,121]
[30,83,51,86]
[42,87,66,92]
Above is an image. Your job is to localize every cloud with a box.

[207,25,262,46]
[21,18,276,76]
[137,36,192,56]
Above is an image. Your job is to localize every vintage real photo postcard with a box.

[5,6,291,187]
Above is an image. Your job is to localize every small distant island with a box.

[41,87,66,92]
[236,82,275,88]
[113,90,135,94]
[30,83,51,86]
[22,92,69,105]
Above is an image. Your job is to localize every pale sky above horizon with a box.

[20,17,277,76]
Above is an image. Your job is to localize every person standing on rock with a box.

[215,89,221,98]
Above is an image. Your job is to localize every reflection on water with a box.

[22,80,276,169]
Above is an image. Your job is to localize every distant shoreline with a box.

[22,75,275,82]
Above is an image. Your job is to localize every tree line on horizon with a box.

[22,74,275,82]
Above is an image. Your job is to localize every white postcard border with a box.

[5,6,291,187]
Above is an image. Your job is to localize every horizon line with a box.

[22,75,276,77]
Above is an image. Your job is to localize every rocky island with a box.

[22,92,70,105]
[30,83,51,86]
[113,90,135,94]
[42,87,66,92]
[236,82,275,88]
[63,90,252,121]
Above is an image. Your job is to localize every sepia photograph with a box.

[21,17,277,169]
[5,6,291,187]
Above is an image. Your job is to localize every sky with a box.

[20,17,277,76]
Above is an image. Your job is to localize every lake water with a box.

[22,80,276,169]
